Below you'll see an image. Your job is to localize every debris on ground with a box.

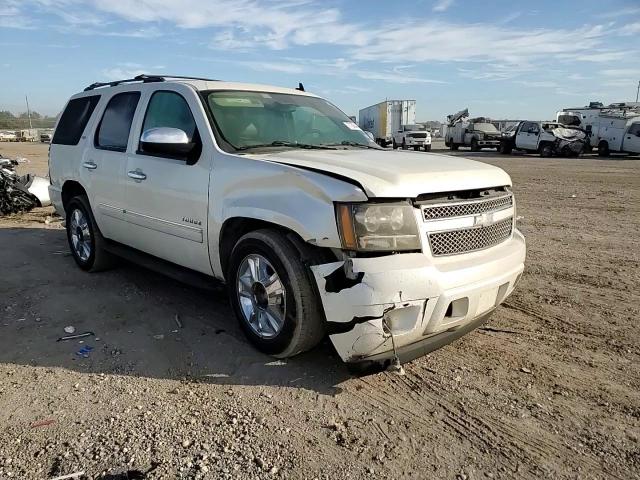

[56,331,95,342]
[0,154,50,215]
[63,326,76,334]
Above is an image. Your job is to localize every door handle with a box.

[82,161,97,170]
[127,170,147,181]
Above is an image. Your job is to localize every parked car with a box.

[499,121,587,157]
[48,75,526,368]
[358,100,416,147]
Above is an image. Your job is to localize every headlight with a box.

[336,202,421,251]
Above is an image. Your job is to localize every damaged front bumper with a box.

[311,230,525,365]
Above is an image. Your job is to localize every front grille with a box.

[428,217,513,256]
[408,133,428,138]
[422,194,512,220]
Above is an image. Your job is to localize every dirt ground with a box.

[0,142,638,480]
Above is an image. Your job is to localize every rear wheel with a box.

[450,143,458,151]
[413,146,420,151]
[65,196,115,272]
[227,229,325,358]
[392,139,398,150]
[598,141,610,157]
[471,138,480,152]
[425,145,431,152]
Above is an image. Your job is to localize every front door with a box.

[123,86,213,274]
[517,122,539,150]
[623,122,640,153]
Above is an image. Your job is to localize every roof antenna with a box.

[296,82,305,92]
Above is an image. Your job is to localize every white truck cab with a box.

[597,116,640,156]
[392,124,432,151]
[49,75,525,369]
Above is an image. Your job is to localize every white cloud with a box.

[433,0,454,12]
[619,22,640,36]
[517,80,558,88]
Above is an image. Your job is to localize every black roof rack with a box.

[84,74,219,91]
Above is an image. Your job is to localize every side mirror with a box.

[140,127,195,158]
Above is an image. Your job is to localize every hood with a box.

[246,149,512,198]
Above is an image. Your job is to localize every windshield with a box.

[204,90,378,152]
[473,123,499,133]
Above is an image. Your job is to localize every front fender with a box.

[208,153,367,277]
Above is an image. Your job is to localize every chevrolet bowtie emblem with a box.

[474,212,494,227]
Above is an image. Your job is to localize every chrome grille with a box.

[429,217,513,256]
[422,194,512,221]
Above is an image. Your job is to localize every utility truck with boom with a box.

[445,109,501,151]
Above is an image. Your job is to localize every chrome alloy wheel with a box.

[236,254,286,338]
[69,208,92,262]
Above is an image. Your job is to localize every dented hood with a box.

[251,149,512,198]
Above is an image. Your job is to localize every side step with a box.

[103,240,225,292]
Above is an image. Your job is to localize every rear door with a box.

[123,84,213,274]
[87,90,141,243]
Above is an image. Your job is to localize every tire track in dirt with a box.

[353,364,623,479]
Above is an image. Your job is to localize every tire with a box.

[227,229,325,358]
[450,143,459,151]
[598,141,610,157]
[65,195,115,272]
[499,142,512,154]
[425,145,431,152]
[471,138,480,152]
[392,139,398,150]
[413,146,420,151]
[401,139,407,150]
[539,143,553,157]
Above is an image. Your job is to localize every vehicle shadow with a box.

[0,227,351,395]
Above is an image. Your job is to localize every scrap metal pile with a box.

[0,155,49,215]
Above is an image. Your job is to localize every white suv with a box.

[49,75,525,369]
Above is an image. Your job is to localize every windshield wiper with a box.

[323,141,380,149]
[235,141,337,151]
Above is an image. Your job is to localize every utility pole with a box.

[25,95,33,129]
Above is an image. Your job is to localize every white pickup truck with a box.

[48,75,525,369]
[499,121,587,157]
[392,124,432,151]
[597,116,640,156]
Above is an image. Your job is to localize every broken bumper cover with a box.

[311,230,525,364]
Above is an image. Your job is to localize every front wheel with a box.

[425,145,431,152]
[471,138,480,152]
[392,139,398,150]
[401,140,407,150]
[499,142,512,154]
[539,143,553,157]
[227,229,325,358]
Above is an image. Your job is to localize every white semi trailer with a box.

[359,100,416,147]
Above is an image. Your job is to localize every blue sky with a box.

[1,0,639,121]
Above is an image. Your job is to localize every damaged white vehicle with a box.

[49,75,526,368]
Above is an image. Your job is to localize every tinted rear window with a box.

[95,92,140,152]
[52,96,100,145]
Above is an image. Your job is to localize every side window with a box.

[95,92,140,152]
[629,123,640,136]
[519,122,531,133]
[52,95,100,145]
[529,123,540,134]
[139,91,201,161]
